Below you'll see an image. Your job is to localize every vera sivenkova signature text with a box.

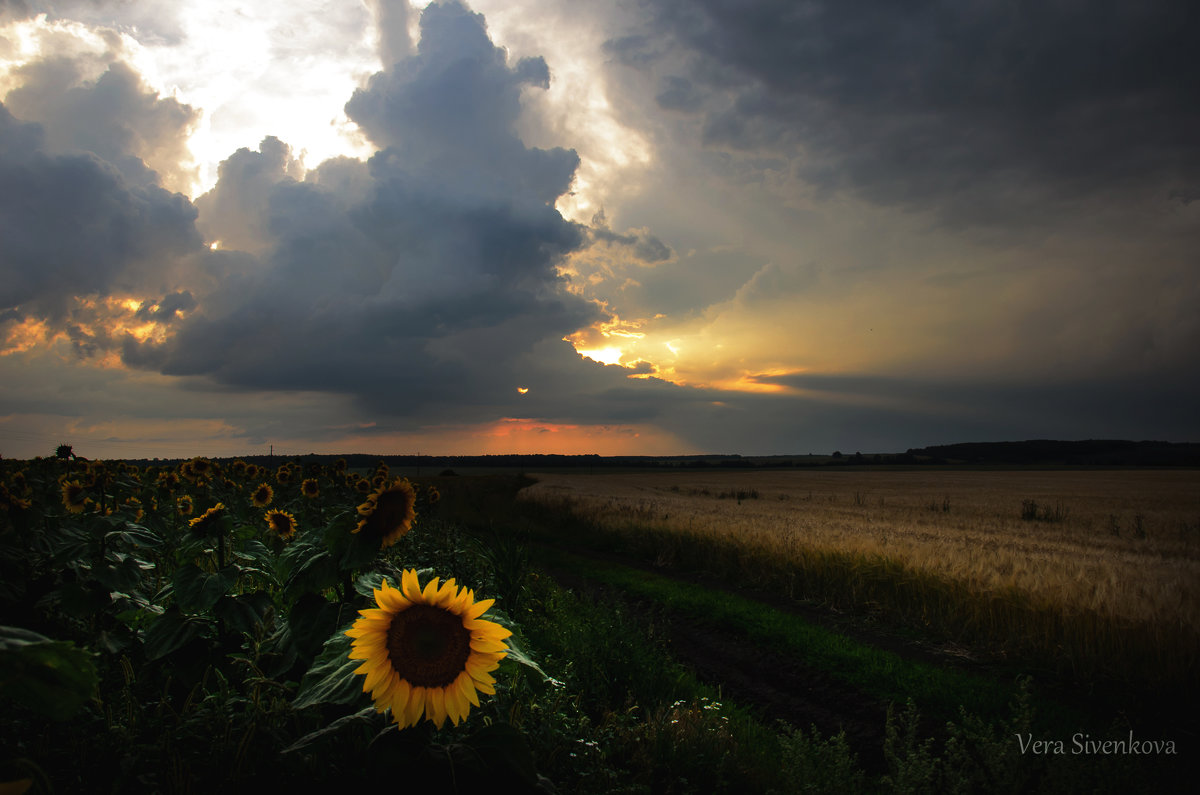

[1015,732,1176,756]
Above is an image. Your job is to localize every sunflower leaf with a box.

[172,562,239,612]
[283,548,338,603]
[143,607,214,660]
[213,592,275,637]
[104,525,164,549]
[0,626,99,721]
[281,706,377,754]
[486,609,554,683]
[352,568,404,598]
[498,634,552,683]
[291,629,363,710]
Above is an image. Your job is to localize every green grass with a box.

[537,546,1049,727]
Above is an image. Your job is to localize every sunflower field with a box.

[0,453,567,792]
[5,453,1186,793]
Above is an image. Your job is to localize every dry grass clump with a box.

[521,469,1200,686]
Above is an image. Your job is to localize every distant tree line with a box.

[97,439,1200,470]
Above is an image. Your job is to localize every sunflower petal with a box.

[401,568,422,602]
[390,678,412,718]
[457,672,480,707]
[465,598,495,620]
[470,637,509,653]
[426,686,446,728]
[404,686,425,728]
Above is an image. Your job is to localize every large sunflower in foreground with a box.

[346,570,510,729]
[353,478,416,549]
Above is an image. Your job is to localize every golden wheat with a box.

[523,470,1200,633]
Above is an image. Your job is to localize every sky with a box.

[1,0,1197,459]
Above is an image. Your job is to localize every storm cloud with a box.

[130,1,674,426]
[1,0,1196,458]
[625,0,1200,228]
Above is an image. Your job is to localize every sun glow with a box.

[576,346,624,366]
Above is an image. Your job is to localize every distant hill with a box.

[905,439,1200,466]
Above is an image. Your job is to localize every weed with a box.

[1020,499,1069,523]
[778,723,866,794]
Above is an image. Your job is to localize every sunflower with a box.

[301,478,320,498]
[251,483,274,508]
[264,509,297,540]
[176,494,194,516]
[346,570,510,729]
[188,502,225,536]
[61,480,89,513]
[353,478,417,549]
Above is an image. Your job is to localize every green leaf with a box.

[104,525,164,549]
[281,706,376,753]
[233,538,275,575]
[0,626,99,720]
[91,553,153,592]
[214,592,275,637]
[353,569,400,598]
[291,629,363,710]
[143,608,213,660]
[283,546,338,603]
[338,531,381,571]
[173,562,239,612]
[287,592,341,660]
[487,609,554,683]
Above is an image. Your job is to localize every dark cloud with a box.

[126,1,677,428]
[655,76,703,113]
[601,34,662,68]
[589,221,673,264]
[365,0,413,69]
[712,370,1200,452]
[633,0,1200,227]
[0,101,202,321]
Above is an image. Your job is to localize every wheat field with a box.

[523,469,1200,633]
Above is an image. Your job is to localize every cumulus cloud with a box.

[118,0,690,430]
[3,56,199,192]
[0,100,202,322]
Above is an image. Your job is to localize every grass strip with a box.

[536,544,1072,729]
